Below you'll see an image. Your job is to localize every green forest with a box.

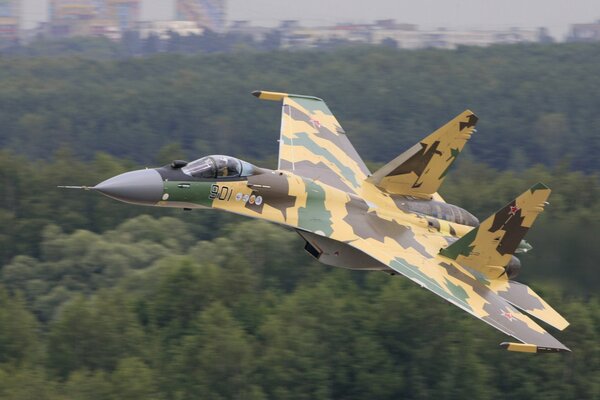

[0,43,598,399]
[0,42,599,171]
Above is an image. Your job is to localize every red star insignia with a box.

[509,205,520,216]
[311,119,321,128]
[500,309,515,322]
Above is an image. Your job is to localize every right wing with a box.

[435,182,569,331]
[334,193,568,353]
[253,90,370,194]
[346,234,570,353]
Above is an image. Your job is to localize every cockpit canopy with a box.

[181,155,255,179]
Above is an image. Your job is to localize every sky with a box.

[22,0,600,39]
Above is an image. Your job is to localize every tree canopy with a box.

[0,217,598,400]
[0,42,598,399]
[0,43,599,172]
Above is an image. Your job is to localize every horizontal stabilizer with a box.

[494,281,569,331]
[440,183,551,278]
[367,110,477,198]
[500,342,570,353]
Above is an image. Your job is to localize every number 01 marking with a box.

[209,184,233,201]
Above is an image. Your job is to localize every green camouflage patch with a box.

[164,181,213,207]
[297,180,333,236]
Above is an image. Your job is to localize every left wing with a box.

[253,90,370,194]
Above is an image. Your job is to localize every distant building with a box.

[370,21,421,49]
[98,0,140,31]
[228,20,271,42]
[176,0,226,32]
[277,20,544,50]
[48,0,140,39]
[415,27,541,50]
[137,20,203,39]
[0,0,20,41]
[49,0,96,37]
[568,20,600,42]
[279,21,373,48]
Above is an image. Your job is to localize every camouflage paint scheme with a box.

[93,91,572,353]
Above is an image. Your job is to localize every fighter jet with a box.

[62,91,569,353]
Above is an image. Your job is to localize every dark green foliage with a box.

[0,44,598,398]
[46,291,145,378]
[0,215,598,399]
[0,43,599,172]
[0,287,39,365]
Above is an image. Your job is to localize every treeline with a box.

[0,30,285,59]
[0,30,374,59]
[0,217,598,400]
[0,43,599,171]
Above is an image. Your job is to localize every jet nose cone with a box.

[94,169,163,205]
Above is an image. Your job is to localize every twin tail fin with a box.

[367,110,478,198]
[439,183,551,278]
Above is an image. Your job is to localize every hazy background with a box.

[22,0,600,38]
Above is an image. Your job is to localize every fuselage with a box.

[93,156,482,271]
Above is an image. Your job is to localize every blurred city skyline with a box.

[20,0,600,38]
